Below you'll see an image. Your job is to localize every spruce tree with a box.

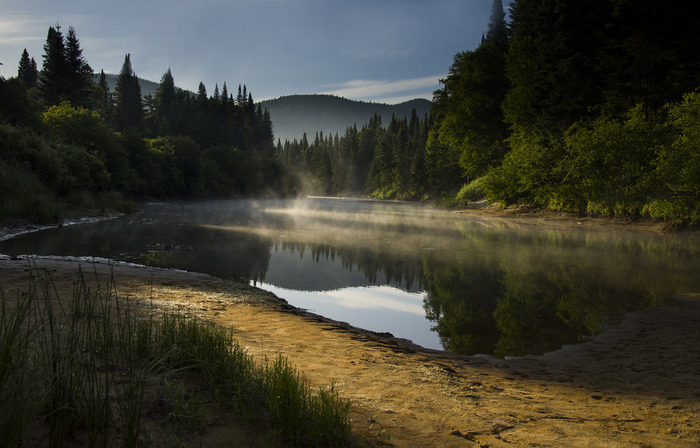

[115,54,144,131]
[197,82,207,101]
[39,25,67,105]
[64,26,94,107]
[155,68,176,133]
[221,82,229,107]
[98,69,114,125]
[429,0,510,181]
[18,49,39,88]
[486,0,506,42]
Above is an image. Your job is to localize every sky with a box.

[0,0,504,104]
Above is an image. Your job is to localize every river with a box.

[1,198,698,356]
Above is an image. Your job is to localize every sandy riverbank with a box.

[1,254,698,447]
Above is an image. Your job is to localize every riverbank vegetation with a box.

[1,24,295,223]
[275,0,699,225]
[1,1,698,226]
[0,262,352,447]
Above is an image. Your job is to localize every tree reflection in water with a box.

[0,199,696,357]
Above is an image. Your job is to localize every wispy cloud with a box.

[322,75,443,103]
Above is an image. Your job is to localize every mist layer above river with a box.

[1,198,697,356]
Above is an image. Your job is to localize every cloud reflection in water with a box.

[252,282,441,350]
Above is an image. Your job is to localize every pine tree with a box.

[18,49,39,88]
[98,69,114,124]
[39,25,68,105]
[155,68,176,133]
[197,82,207,101]
[115,54,144,131]
[221,82,229,107]
[64,26,94,107]
[429,0,511,181]
[486,0,506,42]
[236,84,243,105]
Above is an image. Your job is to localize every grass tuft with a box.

[0,259,353,447]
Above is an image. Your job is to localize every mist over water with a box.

[1,198,698,356]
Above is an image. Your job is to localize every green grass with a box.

[0,260,353,447]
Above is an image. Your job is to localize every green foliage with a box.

[481,129,565,206]
[43,101,111,149]
[650,91,700,224]
[424,0,700,223]
[0,266,354,446]
[455,178,486,203]
[0,77,42,128]
[430,36,509,179]
[0,25,299,224]
[558,105,665,216]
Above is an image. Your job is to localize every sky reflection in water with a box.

[253,282,440,349]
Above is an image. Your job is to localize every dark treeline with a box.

[276,110,432,199]
[277,0,700,224]
[1,24,293,222]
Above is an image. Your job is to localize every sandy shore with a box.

[1,254,698,447]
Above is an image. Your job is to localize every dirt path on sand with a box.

[1,255,699,447]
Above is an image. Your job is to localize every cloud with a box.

[321,75,443,103]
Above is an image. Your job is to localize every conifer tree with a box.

[64,26,94,107]
[115,54,144,131]
[237,84,243,105]
[221,82,229,107]
[98,69,114,124]
[486,0,506,42]
[155,68,176,133]
[197,82,207,101]
[18,49,39,88]
[39,25,67,105]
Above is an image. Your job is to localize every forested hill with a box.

[259,95,431,143]
[92,73,161,98]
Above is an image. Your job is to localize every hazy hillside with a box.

[93,73,162,98]
[91,76,431,143]
[259,94,432,143]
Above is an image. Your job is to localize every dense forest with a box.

[2,0,699,225]
[0,24,293,222]
[277,0,700,224]
[259,95,431,143]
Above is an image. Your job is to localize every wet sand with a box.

[1,254,698,447]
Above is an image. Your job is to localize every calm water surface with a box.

[1,198,698,356]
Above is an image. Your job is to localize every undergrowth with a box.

[0,260,353,447]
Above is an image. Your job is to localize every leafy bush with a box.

[455,177,486,203]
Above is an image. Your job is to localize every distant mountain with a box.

[93,73,162,98]
[259,94,432,143]
[90,77,432,144]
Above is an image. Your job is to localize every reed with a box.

[0,260,353,447]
